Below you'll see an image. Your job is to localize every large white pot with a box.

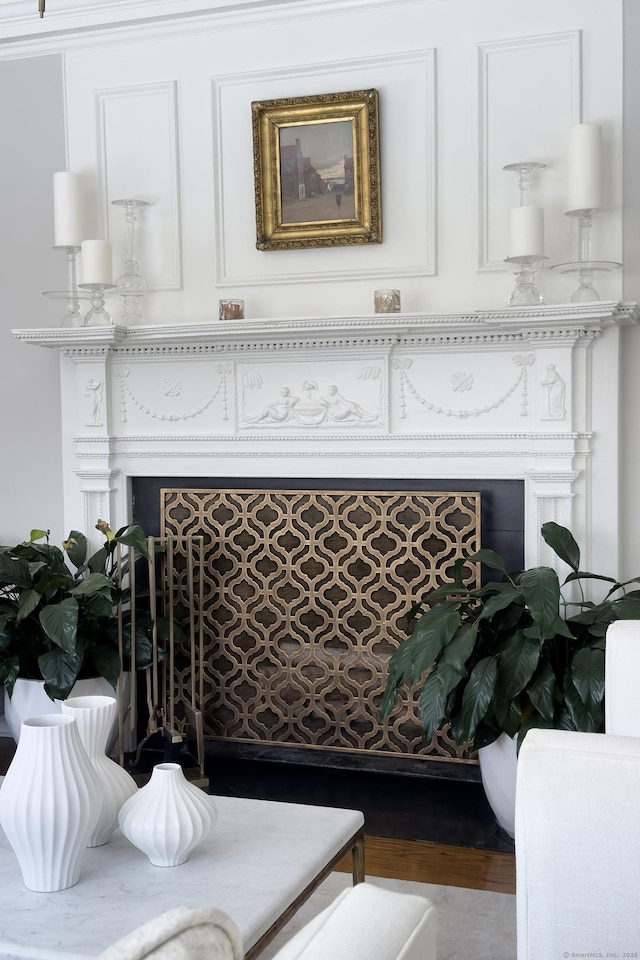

[477,732,518,839]
[4,677,118,745]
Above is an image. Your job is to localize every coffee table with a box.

[0,792,365,960]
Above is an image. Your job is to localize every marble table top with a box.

[0,791,364,960]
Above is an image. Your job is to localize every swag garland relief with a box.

[105,350,568,437]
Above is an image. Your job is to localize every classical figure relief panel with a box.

[162,488,480,764]
[239,362,385,430]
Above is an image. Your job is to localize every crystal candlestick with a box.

[79,283,116,326]
[550,208,622,302]
[51,245,82,326]
[504,255,547,306]
[110,199,149,323]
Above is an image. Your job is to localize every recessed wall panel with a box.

[96,82,182,291]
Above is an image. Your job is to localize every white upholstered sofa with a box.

[97,882,437,960]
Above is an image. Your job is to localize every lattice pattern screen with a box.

[161,488,480,763]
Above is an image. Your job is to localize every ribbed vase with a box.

[60,695,138,847]
[118,762,217,867]
[0,714,99,891]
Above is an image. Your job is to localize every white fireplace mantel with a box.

[13,300,638,579]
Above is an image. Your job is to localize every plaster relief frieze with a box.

[540,364,566,420]
[115,365,230,423]
[84,379,105,426]
[396,354,535,420]
[239,366,384,430]
[450,372,474,393]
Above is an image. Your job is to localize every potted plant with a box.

[379,521,640,835]
[0,521,155,735]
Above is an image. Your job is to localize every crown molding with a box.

[11,301,639,356]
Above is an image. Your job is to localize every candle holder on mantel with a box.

[550,208,621,302]
[110,198,149,323]
[503,161,548,306]
[42,244,84,327]
[78,283,116,326]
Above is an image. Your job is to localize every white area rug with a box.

[260,871,516,960]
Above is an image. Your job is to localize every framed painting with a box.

[251,88,382,251]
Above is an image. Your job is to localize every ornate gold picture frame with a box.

[251,89,382,251]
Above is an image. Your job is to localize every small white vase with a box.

[118,762,217,867]
[0,714,100,891]
[60,695,138,846]
[478,732,518,839]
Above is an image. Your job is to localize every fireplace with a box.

[12,302,635,773]
[131,476,523,768]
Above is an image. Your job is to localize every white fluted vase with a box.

[118,762,217,867]
[60,695,137,847]
[0,714,99,891]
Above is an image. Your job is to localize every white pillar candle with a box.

[53,172,85,247]
[508,206,544,258]
[567,122,602,211]
[81,240,113,286]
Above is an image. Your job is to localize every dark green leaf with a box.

[519,567,561,640]
[64,530,87,571]
[38,647,82,699]
[496,631,541,701]
[70,571,114,598]
[441,623,478,674]
[611,598,640,619]
[477,585,524,622]
[90,645,121,688]
[417,671,447,743]
[467,548,508,574]
[39,597,78,653]
[0,553,32,589]
[16,588,42,623]
[541,522,580,572]
[526,661,556,722]
[458,655,498,743]
[115,524,150,560]
[571,645,605,718]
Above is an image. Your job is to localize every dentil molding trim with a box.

[11,301,638,356]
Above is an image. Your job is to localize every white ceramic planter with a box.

[0,714,100,891]
[118,762,217,867]
[477,732,518,839]
[60,695,138,846]
[3,675,131,755]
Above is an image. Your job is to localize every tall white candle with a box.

[81,240,113,286]
[567,122,602,211]
[509,206,544,258]
[53,172,85,247]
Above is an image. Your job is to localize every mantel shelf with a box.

[11,300,639,352]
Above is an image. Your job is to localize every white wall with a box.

[0,54,66,545]
[0,0,637,576]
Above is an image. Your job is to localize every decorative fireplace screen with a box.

[161,488,481,763]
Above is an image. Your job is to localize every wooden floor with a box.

[336,835,515,894]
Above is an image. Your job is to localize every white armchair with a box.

[97,883,437,960]
[515,728,640,960]
[605,619,640,735]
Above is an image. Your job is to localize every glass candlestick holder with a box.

[549,208,622,302]
[79,283,116,326]
[504,255,547,306]
[42,289,92,328]
[502,161,547,205]
[50,244,82,326]
[110,198,149,323]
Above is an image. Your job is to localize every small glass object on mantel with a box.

[110,199,149,323]
[219,298,244,320]
[374,289,401,313]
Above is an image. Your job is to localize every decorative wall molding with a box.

[477,30,582,271]
[97,82,182,292]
